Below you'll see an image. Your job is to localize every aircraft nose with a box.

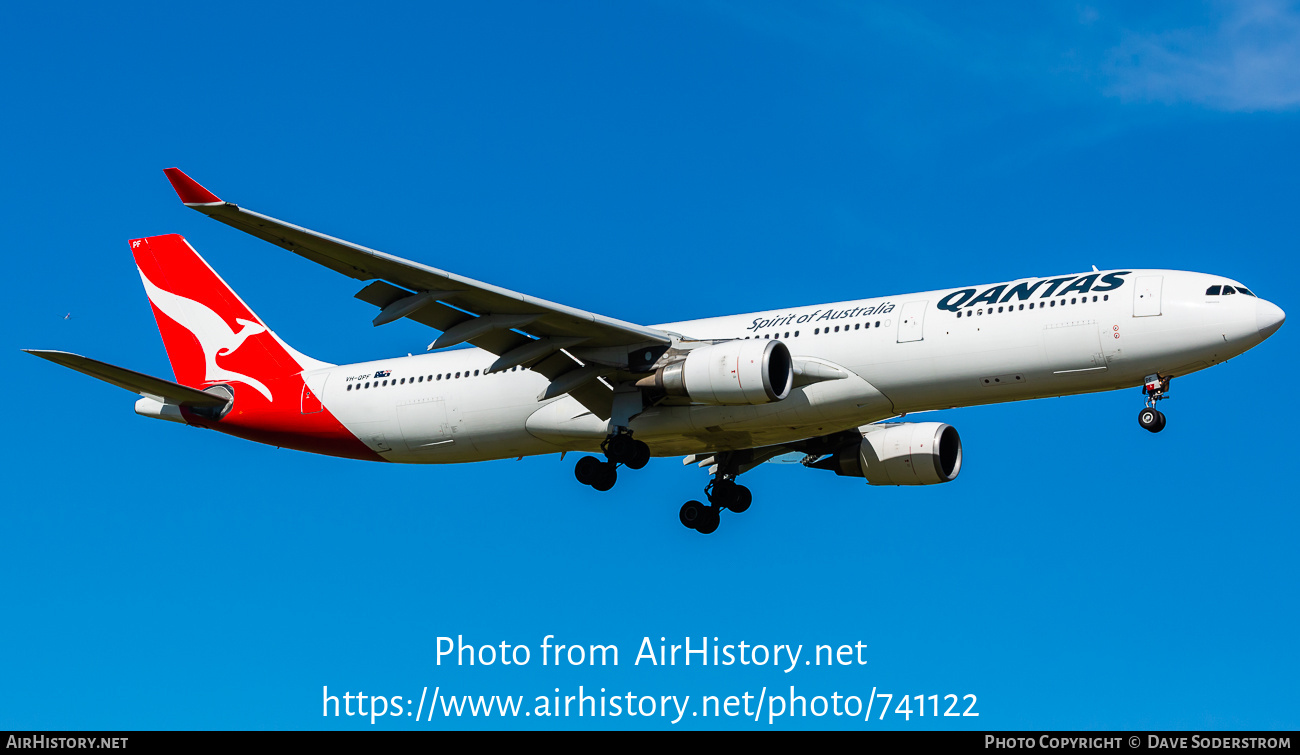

[1257,299,1285,339]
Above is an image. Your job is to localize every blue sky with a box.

[2,0,1297,730]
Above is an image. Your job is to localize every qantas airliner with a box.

[27,169,1285,534]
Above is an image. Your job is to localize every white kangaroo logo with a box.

[138,269,275,401]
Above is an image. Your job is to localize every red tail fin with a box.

[130,234,328,407]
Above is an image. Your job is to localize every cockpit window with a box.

[1206,285,1221,295]
[1237,286,1256,297]
[1222,286,1236,295]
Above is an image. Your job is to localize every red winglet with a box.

[163,167,222,205]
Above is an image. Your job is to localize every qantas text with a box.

[937,271,1132,312]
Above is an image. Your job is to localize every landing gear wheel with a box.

[708,479,752,513]
[591,461,617,492]
[1152,410,1166,433]
[625,440,651,470]
[1139,407,1162,433]
[695,506,720,535]
[679,500,705,530]
[711,479,737,509]
[574,455,602,485]
[729,485,752,514]
[605,434,634,463]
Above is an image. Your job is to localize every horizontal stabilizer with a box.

[23,350,230,407]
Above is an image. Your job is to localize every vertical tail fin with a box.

[130,234,329,406]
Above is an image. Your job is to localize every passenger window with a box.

[347,384,352,391]
[794,330,800,337]
[1029,303,1034,309]
[1019,304,1024,310]
[874,321,881,327]
[957,311,963,318]
[1222,286,1236,295]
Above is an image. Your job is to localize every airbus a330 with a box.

[27,169,1286,534]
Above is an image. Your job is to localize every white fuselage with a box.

[311,269,1280,462]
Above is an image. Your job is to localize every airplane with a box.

[26,168,1285,535]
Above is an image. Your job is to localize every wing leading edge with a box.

[163,168,677,418]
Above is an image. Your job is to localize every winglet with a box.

[163,167,222,205]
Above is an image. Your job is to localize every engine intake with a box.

[818,422,962,485]
[638,339,793,405]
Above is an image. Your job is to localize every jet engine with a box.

[637,339,793,405]
[815,422,962,485]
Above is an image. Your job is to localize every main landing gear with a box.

[573,429,650,491]
[679,474,752,536]
[1138,373,1171,433]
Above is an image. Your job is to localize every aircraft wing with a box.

[163,168,676,419]
[23,350,230,408]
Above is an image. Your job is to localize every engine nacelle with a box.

[821,422,962,485]
[639,339,793,405]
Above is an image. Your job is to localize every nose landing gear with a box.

[1138,406,1166,433]
[1138,374,1171,433]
